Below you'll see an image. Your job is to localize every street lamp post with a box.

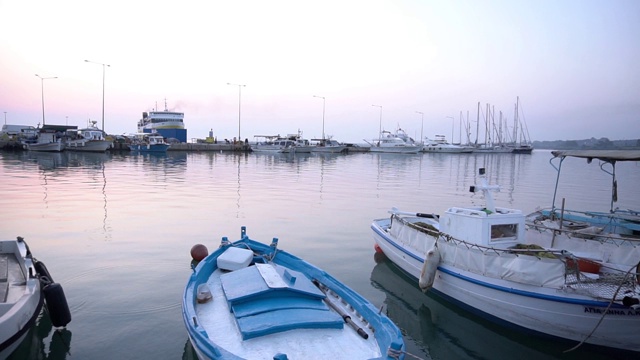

[416,111,424,145]
[446,116,455,142]
[84,60,110,132]
[372,105,382,139]
[35,74,57,126]
[313,95,326,140]
[227,83,246,143]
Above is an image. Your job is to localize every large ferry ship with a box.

[138,100,187,142]
[138,100,185,131]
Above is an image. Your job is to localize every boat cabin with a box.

[440,206,525,248]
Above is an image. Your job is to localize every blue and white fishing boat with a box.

[0,237,71,358]
[129,133,170,152]
[183,227,405,360]
[526,150,640,244]
[372,167,640,353]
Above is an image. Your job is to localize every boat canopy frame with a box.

[549,150,640,214]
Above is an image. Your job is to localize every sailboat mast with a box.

[475,102,480,145]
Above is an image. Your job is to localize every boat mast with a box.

[475,102,480,146]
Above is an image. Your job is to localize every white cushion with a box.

[217,247,253,271]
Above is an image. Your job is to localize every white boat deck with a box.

[0,253,25,304]
[194,268,382,359]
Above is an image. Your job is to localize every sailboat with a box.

[508,97,533,154]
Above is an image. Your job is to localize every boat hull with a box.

[311,145,347,153]
[371,219,640,352]
[130,144,170,152]
[26,142,65,152]
[368,146,422,154]
[422,146,473,153]
[65,140,112,152]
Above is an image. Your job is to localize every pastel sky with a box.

[1,0,639,143]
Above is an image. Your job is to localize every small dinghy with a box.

[182,227,405,360]
[0,237,71,358]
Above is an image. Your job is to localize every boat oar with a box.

[313,280,369,339]
[389,207,438,219]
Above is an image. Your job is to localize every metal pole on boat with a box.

[313,95,326,140]
[228,83,246,143]
[84,60,110,132]
[372,105,382,140]
[416,111,424,145]
[35,74,57,126]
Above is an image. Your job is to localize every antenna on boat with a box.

[469,168,500,213]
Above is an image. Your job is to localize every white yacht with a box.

[422,135,473,153]
[364,129,422,154]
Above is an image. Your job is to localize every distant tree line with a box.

[532,138,640,150]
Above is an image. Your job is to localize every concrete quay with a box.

[164,143,370,153]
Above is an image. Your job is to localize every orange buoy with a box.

[374,243,383,253]
[190,244,209,261]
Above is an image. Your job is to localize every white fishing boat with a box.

[129,133,170,152]
[281,130,314,153]
[422,135,473,153]
[65,120,112,152]
[311,137,347,153]
[364,129,422,154]
[251,135,294,153]
[371,167,640,353]
[0,237,71,358]
[183,227,405,360]
[25,125,75,152]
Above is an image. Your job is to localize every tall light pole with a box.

[372,105,382,139]
[313,95,326,140]
[84,60,110,132]
[416,111,424,144]
[35,74,57,126]
[227,83,246,142]
[446,116,455,142]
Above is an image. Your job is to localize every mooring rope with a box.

[387,347,426,360]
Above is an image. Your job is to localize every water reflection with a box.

[182,339,198,360]
[8,311,72,360]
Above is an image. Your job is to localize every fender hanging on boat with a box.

[419,245,440,292]
[35,259,54,283]
[43,282,72,328]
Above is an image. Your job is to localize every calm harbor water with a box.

[1,149,638,360]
